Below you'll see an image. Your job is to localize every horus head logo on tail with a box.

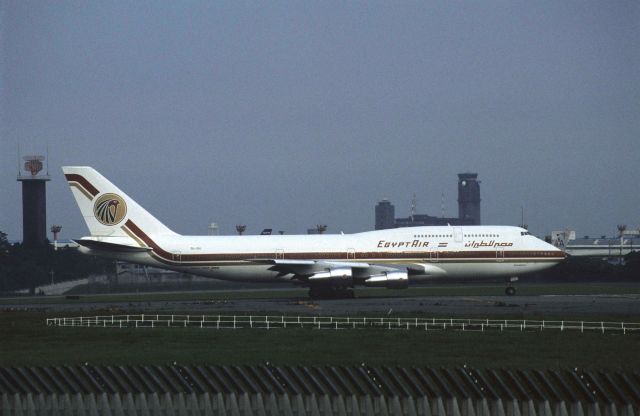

[94,193,127,226]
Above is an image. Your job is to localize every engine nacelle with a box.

[308,267,353,282]
[364,270,409,289]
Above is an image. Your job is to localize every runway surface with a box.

[5,290,640,317]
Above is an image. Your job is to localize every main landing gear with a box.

[308,285,355,300]
[505,276,519,296]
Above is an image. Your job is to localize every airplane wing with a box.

[248,259,411,288]
[251,258,371,276]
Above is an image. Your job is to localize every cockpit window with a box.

[521,231,530,236]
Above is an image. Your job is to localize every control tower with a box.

[17,156,51,247]
[375,199,395,230]
[457,173,481,225]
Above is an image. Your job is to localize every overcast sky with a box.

[1,1,638,240]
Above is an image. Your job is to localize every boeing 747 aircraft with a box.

[63,167,565,298]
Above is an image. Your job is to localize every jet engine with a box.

[308,267,353,282]
[364,270,409,289]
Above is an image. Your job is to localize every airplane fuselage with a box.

[81,225,564,284]
[63,166,565,296]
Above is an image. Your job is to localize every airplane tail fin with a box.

[62,167,178,246]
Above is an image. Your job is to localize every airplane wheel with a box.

[337,288,354,299]
[309,286,354,299]
[505,286,516,296]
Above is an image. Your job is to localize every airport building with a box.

[375,173,481,230]
[552,229,640,258]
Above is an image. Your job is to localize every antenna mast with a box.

[410,193,416,221]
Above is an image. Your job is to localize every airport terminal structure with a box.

[375,173,481,230]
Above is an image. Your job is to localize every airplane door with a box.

[454,227,463,243]
[496,249,504,262]
[275,249,285,260]
[173,251,181,263]
[430,251,439,262]
[347,248,356,260]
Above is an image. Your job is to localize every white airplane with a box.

[63,167,565,298]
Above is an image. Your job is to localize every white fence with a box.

[46,314,640,334]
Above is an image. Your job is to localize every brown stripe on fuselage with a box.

[64,174,99,197]
[123,219,565,266]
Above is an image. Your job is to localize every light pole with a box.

[617,224,626,264]
[49,225,62,288]
[50,225,62,251]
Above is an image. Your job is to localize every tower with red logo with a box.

[17,156,51,247]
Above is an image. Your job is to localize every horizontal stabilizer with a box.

[75,239,152,253]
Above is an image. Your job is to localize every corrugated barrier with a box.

[1,365,639,415]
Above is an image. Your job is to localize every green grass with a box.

[2,310,639,370]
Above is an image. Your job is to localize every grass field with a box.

[2,309,639,370]
[2,284,638,369]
